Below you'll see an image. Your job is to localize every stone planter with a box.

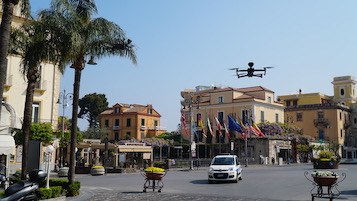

[313,160,339,169]
[90,167,105,176]
[57,167,69,177]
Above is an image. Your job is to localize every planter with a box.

[313,160,339,169]
[145,172,165,180]
[313,176,339,186]
[57,167,69,177]
[90,167,105,176]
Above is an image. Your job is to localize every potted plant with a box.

[144,167,166,180]
[57,167,69,177]
[313,150,339,169]
[311,170,339,186]
[90,166,105,176]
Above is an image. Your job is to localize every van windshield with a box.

[211,157,234,165]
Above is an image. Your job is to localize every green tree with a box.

[0,0,30,121]
[78,93,108,128]
[14,123,54,145]
[45,0,137,184]
[82,127,108,139]
[10,12,71,179]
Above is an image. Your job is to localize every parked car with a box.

[208,154,242,183]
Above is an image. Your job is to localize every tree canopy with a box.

[14,123,53,145]
[78,93,108,128]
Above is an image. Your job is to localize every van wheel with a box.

[239,175,242,180]
[208,180,213,184]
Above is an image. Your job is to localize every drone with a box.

[230,62,273,78]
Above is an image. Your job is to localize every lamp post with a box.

[57,90,73,168]
[181,93,200,170]
[45,145,54,189]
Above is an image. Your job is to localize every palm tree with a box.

[10,14,70,179]
[46,0,137,184]
[0,0,30,121]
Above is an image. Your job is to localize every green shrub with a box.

[37,188,52,200]
[318,150,334,159]
[50,186,62,198]
[67,181,80,197]
[153,161,167,169]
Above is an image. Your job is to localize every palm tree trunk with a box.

[0,0,18,120]
[21,80,35,180]
[68,67,82,185]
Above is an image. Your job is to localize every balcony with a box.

[313,118,330,127]
[34,80,47,94]
[140,126,146,130]
[113,126,120,130]
[3,74,12,91]
[147,126,166,131]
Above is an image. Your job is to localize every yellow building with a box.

[278,76,356,156]
[99,103,166,141]
[180,86,285,143]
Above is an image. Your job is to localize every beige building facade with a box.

[278,76,357,158]
[1,3,62,128]
[180,86,285,143]
[99,103,166,141]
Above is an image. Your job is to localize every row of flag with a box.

[180,110,266,139]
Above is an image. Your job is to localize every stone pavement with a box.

[66,189,270,201]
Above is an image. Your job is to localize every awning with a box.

[0,135,15,155]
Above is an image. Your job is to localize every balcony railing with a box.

[147,126,166,131]
[313,118,330,127]
[113,126,120,130]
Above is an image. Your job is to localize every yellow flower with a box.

[92,166,104,169]
[144,167,165,172]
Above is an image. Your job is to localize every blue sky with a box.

[29,0,357,132]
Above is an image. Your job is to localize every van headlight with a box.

[209,167,214,172]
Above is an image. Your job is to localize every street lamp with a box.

[57,89,73,167]
[45,145,54,189]
[181,93,200,170]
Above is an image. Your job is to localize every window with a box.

[114,132,119,141]
[268,96,272,103]
[126,118,131,127]
[318,130,325,140]
[148,109,153,114]
[260,111,265,122]
[141,119,145,126]
[32,102,40,123]
[317,111,324,119]
[114,108,120,114]
[286,100,291,107]
[218,111,224,124]
[196,113,202,127]
[340,129,343,138]
[154,120,158,127]
[297,113,303,121]
[104,119,109,127]
[115,119,120,126]
[340,112,342,120]
[141,132,145,139]
[275,113,279,123]
[218,96,224,103]
[242,110,248,124]
[34,65,42,89]
[340,88,345,96]
[293,100,298,106]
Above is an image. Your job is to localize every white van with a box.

[208,154,242,183]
